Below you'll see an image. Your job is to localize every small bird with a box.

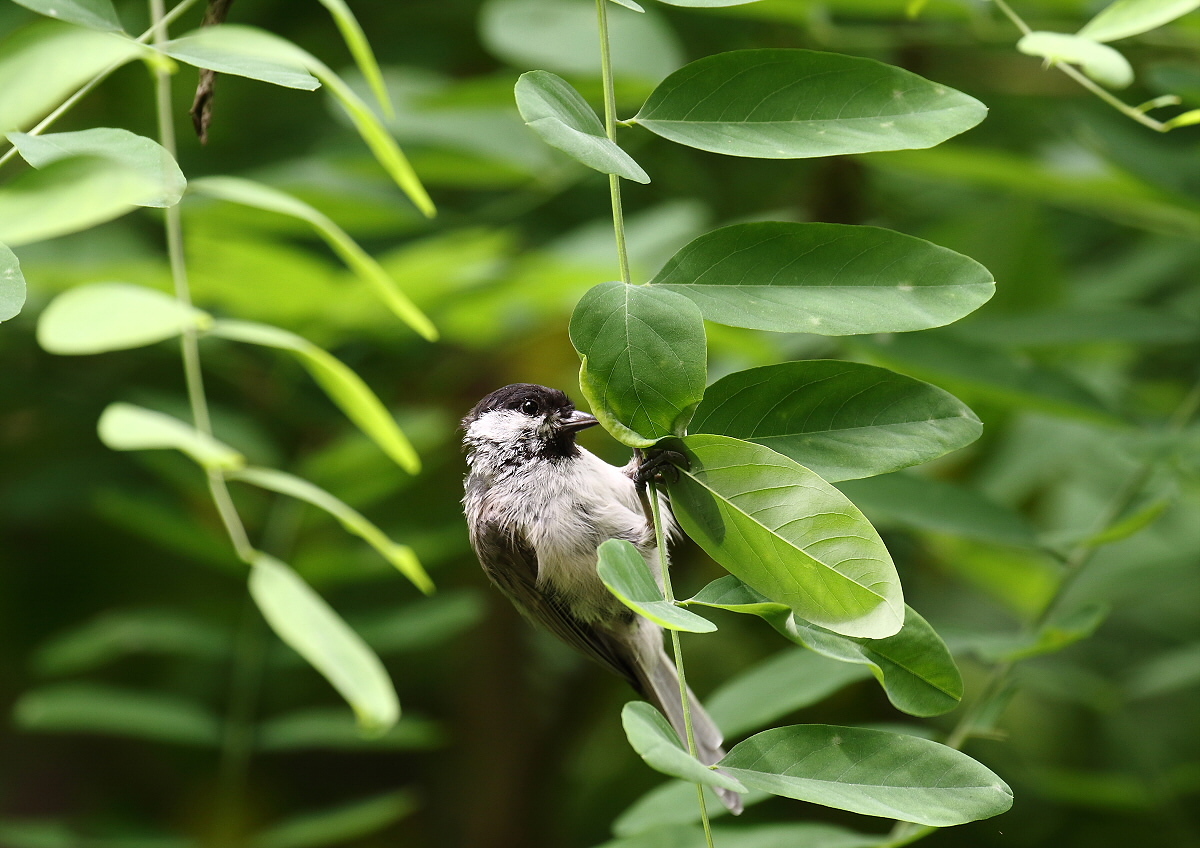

[462,383,742,814]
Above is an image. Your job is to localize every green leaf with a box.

[691,577,962,717]
[258,707,444,751]
[0,23,146,132]
[515,71,650,183]
[648,222,995,335]
[653,0,766,5]
[720,725,1013,825]
[1017,32,1133,89]
[1079,0,1200,42]
[37,282,210,354]
[689,361,982,482]
[569,281,707,447]
[597,539,716,632]
[666,435,904,639]
[609,0,646,9]
[597,822,883,848]
[249,790,416,848]
[0,241,25,322]
[33,609,231,676]
[706,649,873,737]
[207,320,420,474]
[1126,642,1200,700]
[634,49,986,158]
[316,0,393,116]
[249,553,399,732]
[1086,497,1170,546]
[0,156,156,246]
[613,782,770,836]
[160,24,320,89]
[621,702,748,793]
[229,466,432,594]
[13,683,220,746]
[97,402,245,472]
[11,0,121,30]
[967,604,1109,663]
[11,128,186,207]
[189,177,436,340]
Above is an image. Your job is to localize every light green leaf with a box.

[1017,32,1133,89]
[648,222,995,335]
[249,553,399,732]
[515,71,650,183]
[11,0,123,31]
[0,156,156,246]
[258,708,444,751]
[1080,0,1200,41]
[208,319,420,474]
[97,402,245,472]
[316,0,393,116]
[250,790,416,848]
[37,282,210,354]
[597,539,716,632]
[160,24,320,89]
[720,725,1013,825]
[13,683,220,746]
[33,609,231,676]
[690,361,982,482]
[0,241,25,322]
[569,281,707,447]
[229,466,432,594]
[609,0,646,9]
[11,128,186,207]
[634,49,986,158]
[622,702,748,793]
[666,435,903,639]
[0,23,146,132]
[189,177,436,340]
[597,822,883,848]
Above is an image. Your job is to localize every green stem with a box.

[596,0,632,285]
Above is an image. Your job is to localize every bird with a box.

[461,383,742,814]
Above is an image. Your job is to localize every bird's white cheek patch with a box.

[468,410,533,444]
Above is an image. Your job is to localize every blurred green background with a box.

[1,0,1199,846]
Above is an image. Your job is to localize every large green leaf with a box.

[208,320,420,473]
[11,128,186,208]
[0,241,25,322]
[515,71,649,183]
[621,702,747,792]
[97,403,245,472]
[569,282,707,447]
[37,282,209,354]
[11,0,123,31]
[1017,32,1133,89]
[691,577,962,716]
[720,725,1013,825]
[634,49,986,158]
[1079,0,1200,42]
[249,553,399,732]
[665,435,903,639]
[597,539,716,632]
[160,24,320,89]
[649,222,994,335]
[13,683,220,746]
[689,361,982,482]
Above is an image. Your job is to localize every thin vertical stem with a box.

[596,0,632,285]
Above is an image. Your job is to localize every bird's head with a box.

[462,383,598,466]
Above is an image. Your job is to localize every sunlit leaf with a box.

[720,725,1013,825]
[208,320,420,474]
[515,71,650,183]
[161,24,320,89]
[622,702,748,792]
[0,241,25,322]
[666,435,904,639]
[11,0,122,31]
[1018,32,1133,89]
[249,790,416,848]
[258,707,444,751]
[249,553,399,732]
[597,539,716,632]
[13,683,220,746]
[635,49,986,158]
[649,222,995,334]
[316,0,393,116]
[11,128,186,207]
[98,402,245,472]
[689,361,982,482]
[37,282,209,354]
[33,609,231,676]
[1079,0,1200,41]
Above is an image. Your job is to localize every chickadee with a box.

[462,383,742,814]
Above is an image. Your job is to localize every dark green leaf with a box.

[597,539,716,632]
[621,702,748,792]
[0,241,26,322]
[1079,0,1200,42]
[635,49,986,158]
[352,591,486,655]
[249,791,416,848]
[649,223,994,335]
[11,0,122,31]
[965,307,1200,346]
[13,683,220,746]
[38,283,209,354]
[33,609,231,676]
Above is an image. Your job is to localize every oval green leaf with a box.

[38,282,210,354]
[12,128,186,207]
[1079,0,1200,42]
[515,71,650,183]
[97,402,245,472]
[1017,32,1133,89]
[665,435,903,639]
[720,725,1013,825]
[634,49,986,158]
[0,241,26,322]
[14,683,220,746]
[597,539,716,632]
[689,361,982,482]
[249,553,399,732]
[229,466,433,594]
[622,701,747,793]
[649,222,995,335]
[161,24,320,90]
[207,319,420,473]
[11,0,123,31]
[569,281,707,447]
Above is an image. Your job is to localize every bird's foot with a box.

[633,449,688,489]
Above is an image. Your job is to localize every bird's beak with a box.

[558,410,599,433]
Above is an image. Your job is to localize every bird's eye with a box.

[520,400,539,415]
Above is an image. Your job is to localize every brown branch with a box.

[189,0,236,143]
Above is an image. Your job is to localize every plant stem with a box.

[596,0,632,285]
